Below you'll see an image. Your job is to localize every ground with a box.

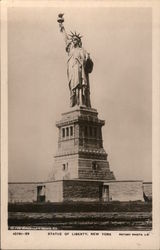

[8,201,152,231]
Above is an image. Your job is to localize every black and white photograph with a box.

[1,1,160,249]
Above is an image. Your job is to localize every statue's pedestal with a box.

[52,106,115,181]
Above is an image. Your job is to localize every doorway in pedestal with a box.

[37,185,46,202]
[102,185,109,202]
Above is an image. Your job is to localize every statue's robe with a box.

[67,46,88,92]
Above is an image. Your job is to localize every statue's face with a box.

[72,37,80,47]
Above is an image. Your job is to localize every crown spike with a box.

[69,30,82,41]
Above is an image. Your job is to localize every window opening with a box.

[62,163,68,171]
[85,126,88,137]
[94,127,97,137]
[89,127,92,136]
[70,126,73,136]
[66,127,69,136]
[62,128,65,138]
[92,161,98,171]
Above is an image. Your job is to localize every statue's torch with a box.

[57,13,64,32]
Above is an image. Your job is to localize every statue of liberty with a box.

[57,14,93,107]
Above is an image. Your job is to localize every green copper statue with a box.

[57,14,93,108]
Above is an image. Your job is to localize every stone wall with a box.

[8,180,145,203]
[105,181,144,202]
[8,181,64,203]
[63,180,102,202]
[143,182,152,199]
[8,183,37,203]
[78,158,115,180]
[53,154,78,180]
[45,181,63,202]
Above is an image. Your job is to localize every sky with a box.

[8,7,152,182]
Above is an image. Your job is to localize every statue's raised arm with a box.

[57,14,71,51]
[57,13,93,108]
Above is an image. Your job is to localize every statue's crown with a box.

[69,31,83,41]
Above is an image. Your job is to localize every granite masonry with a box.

[8,180,149,203]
